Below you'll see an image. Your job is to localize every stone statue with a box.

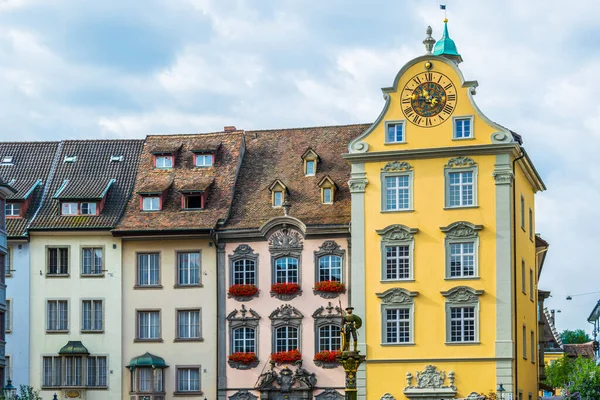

[341,306,362,352]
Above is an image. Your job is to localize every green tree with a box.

[14,385,43,400]
[545,355,576,388]
[560,329,592,344]
[545,356,600,399]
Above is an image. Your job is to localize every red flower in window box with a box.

[314,280,345,293]
[271,349,302,364]
[314,350,342,363]
[228,284,259,298]
[228,352,257,365]
[271,282,300,295]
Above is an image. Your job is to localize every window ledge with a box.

[381,209,414,213]
[83,386,108,390]
[134,338,163,343]
[384,141,407,145]
[381,342,415,346]
[81,274,105,278]
[174,284,204,289]
[445,341,480,346]
[46,274,70,278]
[174,391,204,397]
[443,205,479,210]
[174,338,204,343]
[134,285,164,290]
[381,279,415,283]
[81,330,104,334]
[451,137,475,141]
[444,276,480,281]
[46,330,70,334]
[140,210,162,213]
[5,330,11,334]
[182,208,205,212]
[5,274,11,278]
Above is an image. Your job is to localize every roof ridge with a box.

[246,122,370,133]
[27,141,64,230]
[146,131,244,138]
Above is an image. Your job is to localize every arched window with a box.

[318,255,342,282]
[275,326,299,352]
[318,324,341,352]
[233,259,256,285]
[275,257,298,284]
[232,327,256,353]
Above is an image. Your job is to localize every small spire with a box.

[433,18,463,64]
[423,26,436,54]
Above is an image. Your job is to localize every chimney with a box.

[550,310,555,325]
[224,126,237,132]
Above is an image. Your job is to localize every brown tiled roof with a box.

[563,342,595,358]
[189,138,221,153]
[179,176,214,192]
[114,131,245,233]
[147,142,182,154]
[137,174,173,194]
[29,140,144,230]
[0,142,60,237]
[222,124,369,230]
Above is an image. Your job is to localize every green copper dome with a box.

[433,19,463,64]
[126,352,168,370]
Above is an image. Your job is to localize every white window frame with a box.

[381,172,413,212]
[176,366,201,393]
[274,257,299,284]
[86,356,108,387]
[142,197,160,211]
[274,325,299,353]
[81,299,104,332]
[42,356,63,387]
[448,306,477,343]
[46,299,69,332]
[273,191,283,207]
[377,225,417,282]
[232,326,256,353]
[177,309,201,340]
[194,154,213,167]
[305,160,316,176]
[446,170,476,208]
[448,242,476,278]
[155,155,173,169]
[5,299,10,333]
[137,310,161,340]
[5,203,20,217]
[176,251,201,286]
[442,286,483,344]
[61,202,78,215]
[137,253,160,287]
[322,187,332,204]
[317,255,343,283]
[384,120,406,144]
[383,307,413,345]
[441,222,482,280]
[521,259,526,294]
[4,246,10,277]
[80,202,97,215]
[317,324,342,352]
[452,116,474,139]
[81,247,103,276]
[232,259,256,285]
[520,195,525,230]
[47,246,69,275]
[377,287,417,346]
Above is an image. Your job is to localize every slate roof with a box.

[222,124,369,230]
[29,140,144,230]
[0,142,60,238]
[114,131,245,233]
[563,342,595,358]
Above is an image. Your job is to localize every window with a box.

[522,260,526,294]
[43,356,62,387]
[64,356,83,386]
[450,306,476,342]
[61,202,78,215]
[232,259,256,285]
[531,330,535,363]
[5,203,20,217]
[177,367,200,393]
[384,175,411,211]
[133,368,163,393]
[177,252,200,286]
[47,300,68,331]
[521,195,525,229]
[384,308,411,344]
[194,154,213,167]
[275,326,299,352]
[4,356,9,386]
[0,312,4,341]
[274,257,298,284]
[4,247,10,277]
[142,197,160,211]
[529,208,533,240]
[137,311,160,340]
[82,300,103,332]
[48,247,69,275]
[80,202,97,215]
[86,356,107,387]
[386,122,404,143]
[137,253,160,286]
[183,194,203,210]
[273,191,283,207]
[454,117,472,139]
[5,299,10,333]
[449,242,475,277]
[322,188,332,204]
[155,155,173,169]
[232,327,256,353]
[318,255,342,282]
[530,268,534,301]
[318,324,341,351]
[0,254,3,285]
[378,225,417,282]
[448,171,474,207]
[385,245,410,280]
[523,325,527,359]
[305,160,315,176]
[82,247,103,275]
[177,309,201,339]
[442,286,482,343]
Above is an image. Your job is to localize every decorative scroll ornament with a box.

[376,225,418,241]
[269,229,303,252]
[312,302,343,319]
[445,156,476,168]
[232,244,255,256]
[441,286,484,303]
[226,305,261,327]
[416,365,447,388]
[348,178,368,193]
[256,366,317,391]
[350,141,369,153]
[404,365,457,399]
[317,240,341,253]
[376,288,418,305]
[269,304,304,322]
[440,221,482,239]
[381,161,413,172]
[316,389,344,400]
[229,390,258,400]
[380,394,396,400]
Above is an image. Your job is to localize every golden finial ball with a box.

[444,18,448,23]
[424,61,433,70]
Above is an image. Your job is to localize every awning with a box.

[59,341,90,355]
[126,352,168,370]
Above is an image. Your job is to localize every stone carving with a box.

[406,372,413,387]
[256,366,317,392]
[416,365,446,388]
[316,240,341,253]
[232,244,255,256]
[269,304,303,323]
[229,390,258,400]
[467,392,483,400]
[404,365,457,399]
[445,156,476,168]
[448,371,455,387]
[312,302,343,319]
[382,161,413,172]
[441,286,484,303]
[350,141,369,153]
[491,131,512,144]
[376,288,418,305]
[269,229,303,252]
[493,169,514,185]
[440,221,482,239]
[348,178,368,193]
[227,305,260,329]
[376,225,418,242]
[313,359,340,369]
[270,290,302,301]
[380,394,396,400]
[315,389,344,400]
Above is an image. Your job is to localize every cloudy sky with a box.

[1,0,599,334]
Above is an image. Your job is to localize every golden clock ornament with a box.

[401,72,457,127]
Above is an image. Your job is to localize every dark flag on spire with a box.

[440,4,446,9]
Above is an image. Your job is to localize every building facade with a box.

[217,125,366,400]
[345,22,546,400]
[27,139,143,399]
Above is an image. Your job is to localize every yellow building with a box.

[345,22,546,400]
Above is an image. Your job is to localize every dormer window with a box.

[5,202,21,217]
[301,149,319,177]
[268,180,288,208]
[61,202,78,215]
[81,202,97,215]
[63,156,77,163]
[183,194,204,210]
[60,202,99,216]
[318,176,336,204]
[1,156,13,165]
[194,154,213,167]
[142,197,161,211]
[154,155,173,169]
[110,155,124,162]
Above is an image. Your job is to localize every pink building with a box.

[217,125,367,400]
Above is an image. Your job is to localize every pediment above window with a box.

[312,301,343,319]
[381,161,413,172]
[227,304,260,328]
[439,221,482,239]
[376,288,419,305]
[440,286,484,303]
[445,156,477,168]
[376,224,419,242]
[269,304,303,322]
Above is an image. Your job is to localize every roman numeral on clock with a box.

[425,118,432,126]
[412,115,422,125]
[423,72,433,82]
[447,94,456,101]
[442,104,454,114]
[403,107,414,117]
[444,83,453,90]
[412,76,421,85]
[401,98,411,104]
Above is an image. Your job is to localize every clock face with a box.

[401,72,457,127]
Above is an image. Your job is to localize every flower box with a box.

[314,350,342,363]
[271,349,302,365]
[314,281,345,293]
[228,352,257,365]
[228,284,259,298]
[271,282,300,295]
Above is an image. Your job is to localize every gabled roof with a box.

[222,124,369,230]
[0,141,60,238]
[563,342,595,358]
[542,307,563,351]
[29,140,144,230]
[114,131,245,234]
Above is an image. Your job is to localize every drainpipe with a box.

[512,151,525,395]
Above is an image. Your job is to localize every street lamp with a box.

[497,383,505,400]
[2,379,16,400]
